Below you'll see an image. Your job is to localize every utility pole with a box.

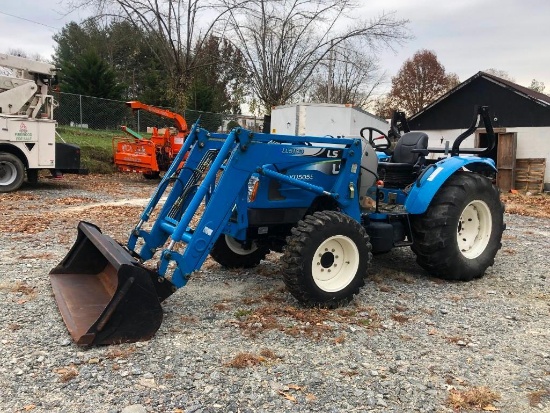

[327,41,334,103]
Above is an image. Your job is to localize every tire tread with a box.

[410,172,504,281]
[281,211,372,308]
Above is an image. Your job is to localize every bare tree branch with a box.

[63,0,244,109]
[219,0,408,112]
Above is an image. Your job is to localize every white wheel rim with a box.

[225,235,258,256]
[0,162,17,186]
[457,200,492,259]
[311,235,360,292]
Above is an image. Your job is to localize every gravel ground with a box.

[0,174,549,413]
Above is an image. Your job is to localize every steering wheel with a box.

[360,127,392,151]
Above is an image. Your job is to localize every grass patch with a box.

[234,309,254,318]
[57,126,119,174]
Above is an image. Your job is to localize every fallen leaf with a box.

[483,404,500,411]
[278,390,297,403]
[288,384,303,391]
[306,393,316,402]
[24,405,36,411]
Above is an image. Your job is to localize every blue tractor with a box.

[50,106,504,345]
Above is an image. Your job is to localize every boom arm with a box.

[0,53,57,118]
[126,101,188,133]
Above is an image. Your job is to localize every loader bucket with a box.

[50,221,175,346]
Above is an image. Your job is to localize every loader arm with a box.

[129,127,363,287]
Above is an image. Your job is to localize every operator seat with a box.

[378,131,429,188]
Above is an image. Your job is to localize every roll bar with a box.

[450,105,495,157]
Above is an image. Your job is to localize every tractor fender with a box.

[404,156,497,214]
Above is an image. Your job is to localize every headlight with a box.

[247,175,260,202]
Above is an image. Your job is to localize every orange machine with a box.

[113,101,189,178]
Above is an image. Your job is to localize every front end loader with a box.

[50,106,504,346]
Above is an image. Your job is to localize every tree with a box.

[58,49,125,128]
[54,21,103,65]
[188,35,248,114]
[63,0,238,110]
[221,0,408,113]
[484,68,515,82]
[102,21,172,104]
[54,20,171,105]
[385,49,459,116]
[226,119,241,130]
[63,0,407,114]
[306,39,385,108]
[59,49,124,98]
[372,95,395,119]
[62,1,252,112]
[529,79,546,94]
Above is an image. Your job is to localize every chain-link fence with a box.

[52,92,263,133]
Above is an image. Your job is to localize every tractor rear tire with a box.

[410,172,504,281]
[0,153,25,193]
[281,211,372,308]
[209,235,269,268]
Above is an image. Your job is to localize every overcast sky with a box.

[1,0,549,94]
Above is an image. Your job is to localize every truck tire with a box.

[0,153,25,193]
[209,235,269,268]
[410,172,504,281]
[143,171,161,180]
[281,211,372,308]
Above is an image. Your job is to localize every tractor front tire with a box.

[410,172,504,281]
[0,153,25,193]
[209,235,269,269]
[282,211,372,308]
